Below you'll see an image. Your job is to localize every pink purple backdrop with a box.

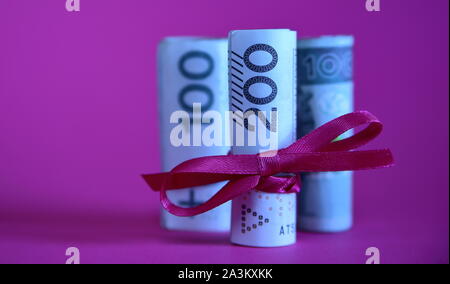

[0,0,448,264]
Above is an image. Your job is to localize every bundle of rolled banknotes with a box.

[156,30,354,247]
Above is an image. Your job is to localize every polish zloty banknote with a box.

[229,30,298,247]
[297,36,355,233]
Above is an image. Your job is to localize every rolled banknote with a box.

[229,29,297,247]
[297,35,355,232]
[158,37,231,232]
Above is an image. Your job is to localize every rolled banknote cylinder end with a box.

[298,35,354,49]
[231,191,297,247]
[297,35,355,233]
[158,37,231,232]
[229,29,298,247]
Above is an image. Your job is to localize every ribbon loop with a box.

[142,111,394,217]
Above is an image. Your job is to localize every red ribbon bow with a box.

[143,111,394,217]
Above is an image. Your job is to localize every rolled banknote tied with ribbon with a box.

[229,29,298,247]
[157,37,231,232]
[143,111,394,243]
[297,35,355,232]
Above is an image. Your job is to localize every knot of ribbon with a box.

[142,111,394,217]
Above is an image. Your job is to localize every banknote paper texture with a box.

[297,36,355,232]
[229,30,297,247]
[158,37,231,232]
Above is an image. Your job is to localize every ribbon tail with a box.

[161,175,260,217]
[286,111,383,153]
[257,176,301,194]
[280,149,394,172]
[142,172,241,192]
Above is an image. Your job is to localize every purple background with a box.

[0,0,448,264]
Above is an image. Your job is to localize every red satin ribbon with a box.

[142,111,394,217]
